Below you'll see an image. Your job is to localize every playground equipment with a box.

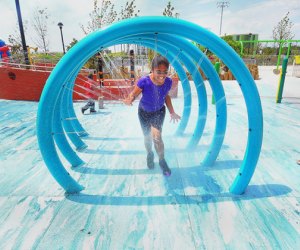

[276,56,288,103]
[292,55,300,77]
[0,39,11,63]
[27,46,38,65]
[36,17,263,195]
[239,39,300,74]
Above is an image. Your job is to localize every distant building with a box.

[231,33,259,54]
[231,33,258,42]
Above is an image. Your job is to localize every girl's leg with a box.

[144,133,153,153]
[138,108,154,169]
[152,127,170,176]
[151,127,164,160]
[145,133,154,169]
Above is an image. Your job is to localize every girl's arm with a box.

[165,95,181,122]
[123,85,142,105]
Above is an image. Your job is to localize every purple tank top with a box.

[137,75,172,112]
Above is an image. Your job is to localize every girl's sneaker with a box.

[159,159,171,176]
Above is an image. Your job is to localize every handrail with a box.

[0,61,93,75]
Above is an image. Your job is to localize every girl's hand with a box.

[122,93,136,106]
[122,98,133,106]
[170,112,181,123]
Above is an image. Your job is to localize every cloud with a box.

[1,0,299,51]
[205,0,300,38]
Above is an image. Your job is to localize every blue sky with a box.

[1,0,300,51]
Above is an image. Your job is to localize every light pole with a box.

[217,1,230,36]
[15,0,30,65]
[57,22,66,54]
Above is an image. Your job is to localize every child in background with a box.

[81,73,97,114]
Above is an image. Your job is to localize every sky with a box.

[1,0,300,52]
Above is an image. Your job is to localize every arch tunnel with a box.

[36,16,263,195]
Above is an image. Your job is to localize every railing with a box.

[0,60,93,75]
[242,55,299,66]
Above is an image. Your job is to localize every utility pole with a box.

[217,1,230,36]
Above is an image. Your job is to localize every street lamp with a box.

[217,1,230,36]
[57,22,66,54]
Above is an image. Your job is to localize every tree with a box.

[222,35,241,56]
[32,8,50,53]
[8,21,28,55]
[80,0,141,69]
[81,0,117,35]
[163,1,176,17]
[66,38,78,51]
[118,0,140,20]
[118,1,140,53]
[272,12,294,41]
[81,0,140,55]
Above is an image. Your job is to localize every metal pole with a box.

[219,7,224,36]
[212,62,221,105]
[276,42,283,69]
[97,52,103,87]
[15,0,30,65]
[57,22,66,54]
[287,42,291,58]
[60,28,65,54]
[129,49,135,85]
[276,56,288,103]
[217,1,230,36]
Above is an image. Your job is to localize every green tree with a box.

[81,0,141,68]
[163,1,176,17]
[272,12,294,55]
[118,0,140,20]
[222,35,242,56]
[32,8,50,53]
[8,21,28,55]
[118,1,140,53]
[66,38,78,51]
[81,0,140,51]
[81,0,140,35]
[8,36,22,55]
[81,0,117,35]
[272,12,294,41]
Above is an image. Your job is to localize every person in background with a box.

[123,55,181,176]
[0,39,11,64]
[81,73,97,114]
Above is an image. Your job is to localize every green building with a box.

[231,33,258,42]
[231,33,259,55]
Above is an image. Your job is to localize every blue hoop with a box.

[37,16,263,194]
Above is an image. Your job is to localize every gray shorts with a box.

[138,106,166,135]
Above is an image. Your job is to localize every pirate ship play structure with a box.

[0,43,179,102]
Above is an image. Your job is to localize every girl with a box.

[123,55,181,176]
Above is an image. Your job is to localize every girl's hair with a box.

[151,55,169,70]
